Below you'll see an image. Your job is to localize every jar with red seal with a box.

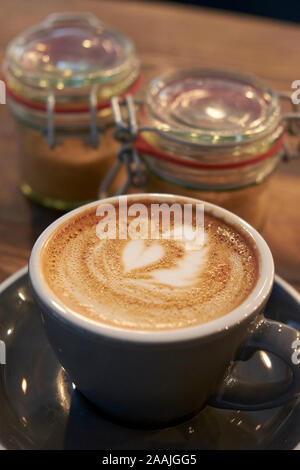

[3,13,141,209]
[104,69,299,230]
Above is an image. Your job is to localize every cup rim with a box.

[29,193,274,343]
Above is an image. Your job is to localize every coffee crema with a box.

[41,198,259,330]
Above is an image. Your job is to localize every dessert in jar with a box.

[108,69,297,230]
[3,13,141,209]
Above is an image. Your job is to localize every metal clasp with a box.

[45,87,100,149]
[46,91,55,148]
[97,94,197,199]
[98,96,147,199]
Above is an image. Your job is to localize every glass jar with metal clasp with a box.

[3,12,141,210]
[100,68,300,230]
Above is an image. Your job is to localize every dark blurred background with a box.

[162,0,300,23]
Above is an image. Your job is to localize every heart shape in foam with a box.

[122,239,164,273]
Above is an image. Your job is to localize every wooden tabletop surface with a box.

[0,0,299,291]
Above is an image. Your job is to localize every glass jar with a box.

[3,13,141,209]
[105,69,298,231]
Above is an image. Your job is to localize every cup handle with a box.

[209,318,300,410]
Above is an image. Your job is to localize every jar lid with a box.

[3,12,140,108]
[141,69,281,146]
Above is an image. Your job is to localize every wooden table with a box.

[0,0,299,290]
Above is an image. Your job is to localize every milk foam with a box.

[41,201,259,330]
[123,240,165,273]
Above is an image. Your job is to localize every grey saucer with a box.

[0,267,300,450]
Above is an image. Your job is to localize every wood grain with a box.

[0,0,299,290]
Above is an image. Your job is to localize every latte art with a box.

[41,199,259,330]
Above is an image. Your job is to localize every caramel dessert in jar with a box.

[112,69,290,230]
[3,13,141,209]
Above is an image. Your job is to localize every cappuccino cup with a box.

[29,194,300,426]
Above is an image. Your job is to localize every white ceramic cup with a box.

[29,194,300,426]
